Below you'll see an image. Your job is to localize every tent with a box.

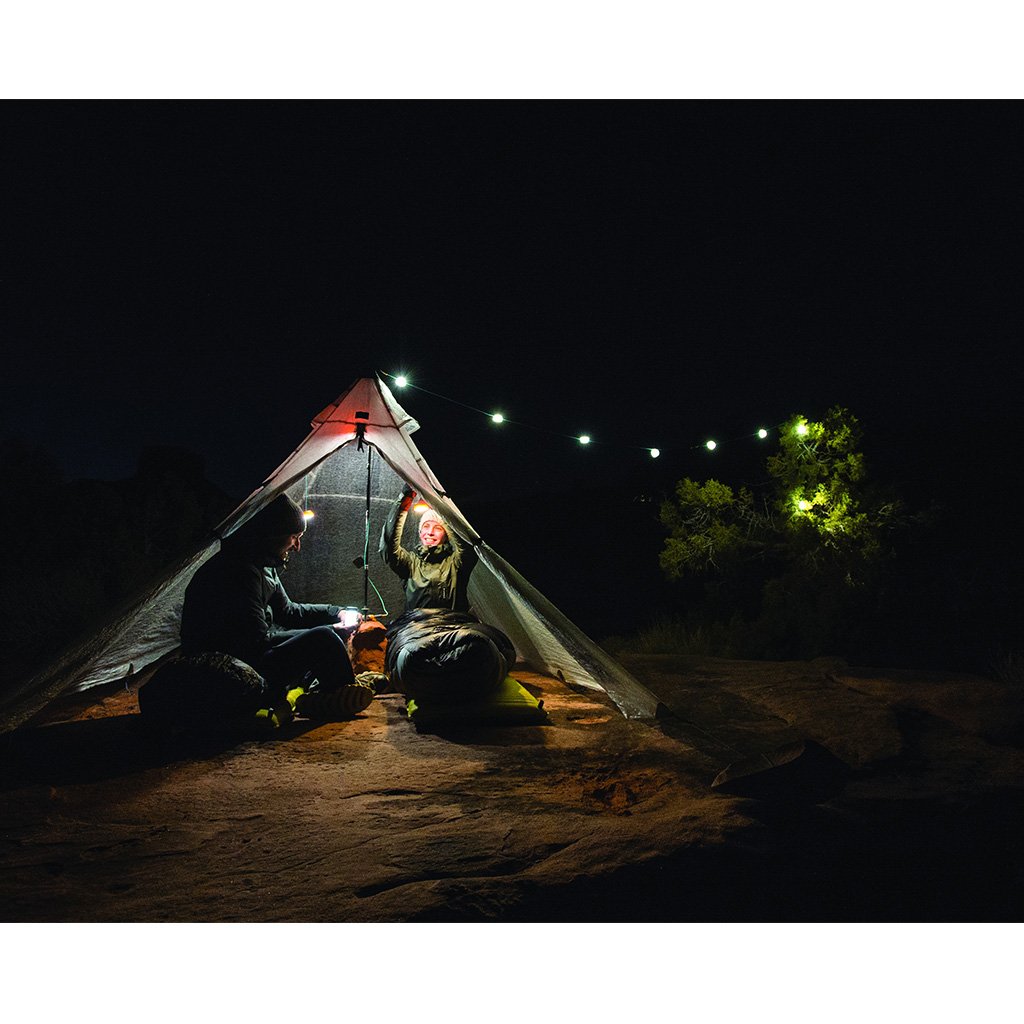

[2,376,661,730]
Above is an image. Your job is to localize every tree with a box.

[658,407,904,658]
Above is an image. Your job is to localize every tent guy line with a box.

[377,370,784,458]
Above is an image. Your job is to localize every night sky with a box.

[2,101,1021,515]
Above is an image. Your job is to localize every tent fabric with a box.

[469,545,661,719]
[225,376,479,547]
[3,376,660,729]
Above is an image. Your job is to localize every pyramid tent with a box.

[3,376,660,730]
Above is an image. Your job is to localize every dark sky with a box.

[2,101,1021,507]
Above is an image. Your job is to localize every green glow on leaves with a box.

[795,421,809,436]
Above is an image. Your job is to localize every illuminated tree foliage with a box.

[658,407,905,658]
[659,478,765,578]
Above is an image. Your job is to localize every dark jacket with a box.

[180,538,340,669]
[379,492,478,613]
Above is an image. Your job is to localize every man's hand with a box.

[333,615,358,637]
[334,608,360,632]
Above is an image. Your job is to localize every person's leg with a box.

[261,626,357,697]
[139,652,271,729]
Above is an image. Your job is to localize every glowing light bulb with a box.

[412,501,430,513]
[705,440,717,451]
[797,499,811,511]
[796,421,808,436]
[649,448,661,459]
[578,434,591,445]
[757,428,768,439]
[394,375,409,388]
[302,509,315,521]
[491,412,504,424]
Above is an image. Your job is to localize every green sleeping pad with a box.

[406,675,549,729]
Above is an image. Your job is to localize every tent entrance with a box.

[283,440,407,618]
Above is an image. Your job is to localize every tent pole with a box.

[363,444,372,616]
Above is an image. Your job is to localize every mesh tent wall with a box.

[2,377,660,729]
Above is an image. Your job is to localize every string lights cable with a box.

[379,370,784,460]
[380,371,614,448]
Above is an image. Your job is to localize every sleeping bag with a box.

[385,608,517,704]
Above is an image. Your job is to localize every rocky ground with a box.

[2,654,1023,922]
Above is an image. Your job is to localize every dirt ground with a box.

[2,654,1023,922]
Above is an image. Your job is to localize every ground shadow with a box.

[404,783,1024,923]
[711,740,853,804]
[0,714,318,789]
[408,721,552,746]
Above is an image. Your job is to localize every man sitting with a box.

[179,493,373,723]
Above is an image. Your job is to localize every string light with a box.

[302,509,316,521]
[379,369,798,463]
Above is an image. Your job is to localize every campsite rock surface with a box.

[2,656,1024,922]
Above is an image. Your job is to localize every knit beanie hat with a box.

[418,508,445,531]
[251,494,307,537]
